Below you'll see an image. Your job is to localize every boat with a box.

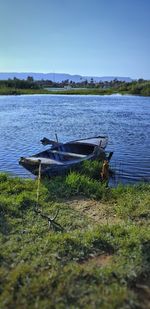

[19,136,113,177]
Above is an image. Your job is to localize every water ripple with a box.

[0,94,150,184]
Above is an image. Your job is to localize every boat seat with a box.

[25,157,63,165]
[50,150,86,158]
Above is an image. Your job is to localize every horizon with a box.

[0,71,135,83]
[0,71,142,80]
[0,0,150,79]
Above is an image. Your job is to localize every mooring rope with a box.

[36,159,41,208]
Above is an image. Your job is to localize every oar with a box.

[40,137,61,146]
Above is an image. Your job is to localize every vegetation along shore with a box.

[0,77,150,96]
[0,160,150,308]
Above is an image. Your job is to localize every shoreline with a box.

[0,88,150,97]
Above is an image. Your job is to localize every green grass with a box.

[0,169,150,308]
[0,87,51,95]
[0,86,124,96]
[0,86,115,96]
[45,88,115,95]
[0,86,150,96]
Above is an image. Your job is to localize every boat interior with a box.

[33,142,95,163]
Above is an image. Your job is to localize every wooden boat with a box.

[19,136,112,177]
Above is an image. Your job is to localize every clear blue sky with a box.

[0,0,150,79]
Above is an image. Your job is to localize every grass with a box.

[1,82,150,96]
[45,88,115,95]
[0,87,51,95]
[0,86,121,96]
[0,166,150,308]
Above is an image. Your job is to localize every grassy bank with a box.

[0,87,115,96]
[0,87,51,95]
[1,87,150,96]
[0,167,150,308]
[45,88,115,95]
[0,86,150,96]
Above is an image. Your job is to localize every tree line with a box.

[0,76,40,90]
[0,76,150,96]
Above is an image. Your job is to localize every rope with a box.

[35,159,64,231]
[36,160,41,208]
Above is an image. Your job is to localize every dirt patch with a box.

[65,196,121,224]
[80,253,113,267]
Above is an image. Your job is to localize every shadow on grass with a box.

[0,214,11,235]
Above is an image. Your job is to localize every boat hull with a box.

[19,136,111,177]
[20,151,106,177]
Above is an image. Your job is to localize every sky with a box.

[0,0,150,79]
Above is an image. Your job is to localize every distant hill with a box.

[0,72,132,83]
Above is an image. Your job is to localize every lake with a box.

[0,94,149,185]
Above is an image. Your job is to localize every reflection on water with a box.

[0,94,150,184]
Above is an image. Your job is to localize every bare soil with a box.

[80,253,113,267]
[64,196,121,224]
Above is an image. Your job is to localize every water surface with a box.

[0,94,149,184]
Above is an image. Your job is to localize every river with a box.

[0,94,149,185]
